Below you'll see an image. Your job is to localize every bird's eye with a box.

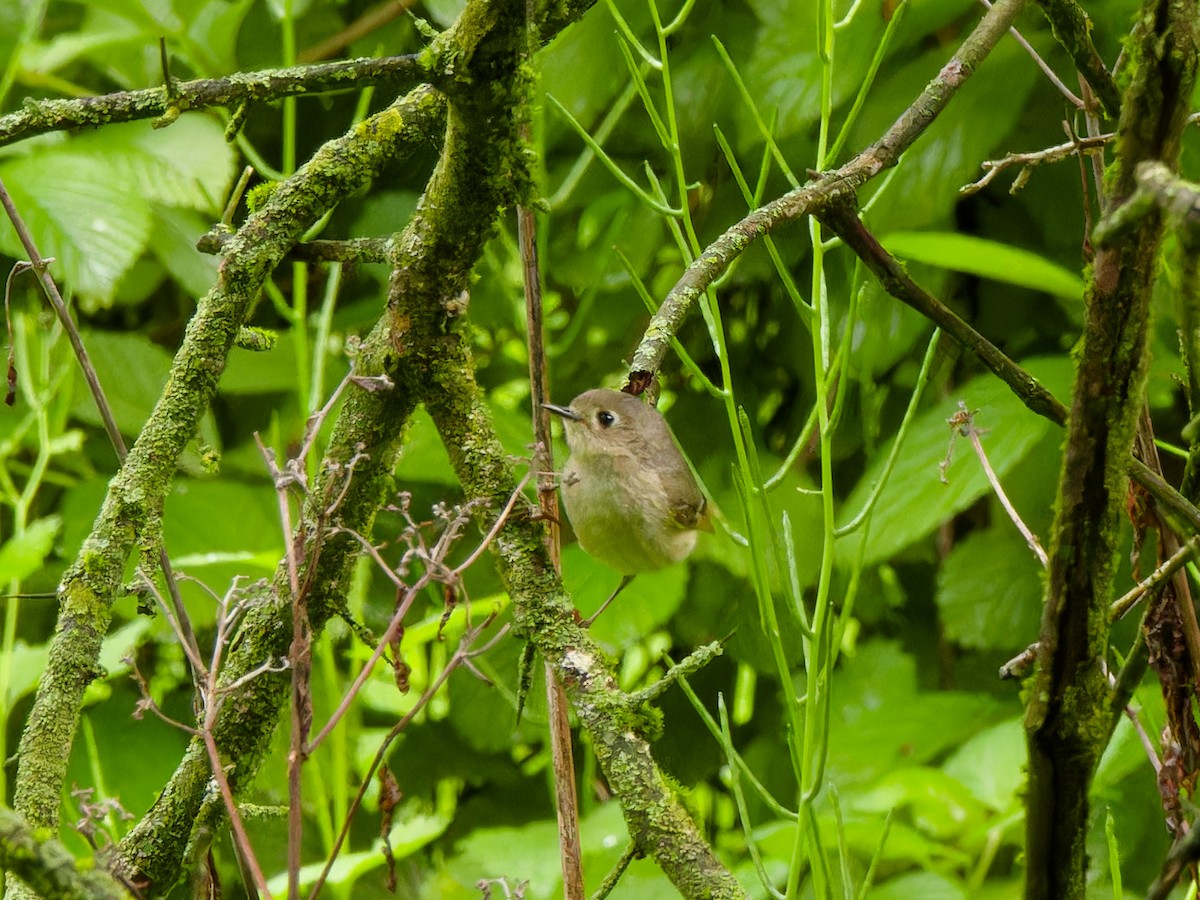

[596,410,616,428]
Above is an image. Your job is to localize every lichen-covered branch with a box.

[1023,0,1199,895]
[121,0,739,892]
[0,55,430,147]
[11,87,444,873]
[0,806,128,900]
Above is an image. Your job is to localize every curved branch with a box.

[628,0,1029,387]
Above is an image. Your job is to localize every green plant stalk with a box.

[676,673,797,820]
[711,38,799,188]
[836,329,941,535]
[718,697,786,900]
[545,94,680,216]
[826,0,908,165]
[713,125,813,324]
[1105,807,1122,897]
[657,24,821,868]
[790,0,842,890]
[548,80,639,208]
[617,247,720,396]
[604,0,662,69]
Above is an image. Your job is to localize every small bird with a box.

[544,388,710,620]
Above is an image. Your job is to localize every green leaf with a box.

[67,118,236,213]
[855,40,1036,232]
[0,152,152,303]
[882,231,1084,301]
[837,356,1073,566]
[853,767,987,840]
[0,119,234,304]
[936,527,1044,650]
[560,543,687,648]
[942,717,1025,813]
[71,331,173,436]
[828,641,1001,782]
[0,516,62,583]
[5,641,51,703]
[163,479,283,577]
[148,205,220,298]
[870,871,967,900]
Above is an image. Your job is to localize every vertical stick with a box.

[519,201,585,898]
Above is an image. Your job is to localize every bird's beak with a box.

[542,402,581,421]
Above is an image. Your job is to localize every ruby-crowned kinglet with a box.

[544,389,711,579]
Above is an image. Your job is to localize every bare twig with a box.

[305,613,509,900]
[978,0,1083,107]
[944,402,1049,568]
[0,179,202,697]
[308,481,526,753]
[519,168,585,900]
[960,132,1111,196]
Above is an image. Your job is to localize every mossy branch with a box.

[1023,0,1199,895]
[0,805,129,900]
[108,0,736,893]
[11,86,443,878]
[0,55,431,147]
[1033,0,1122,117]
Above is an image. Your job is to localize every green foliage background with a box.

[0,0,1194,896]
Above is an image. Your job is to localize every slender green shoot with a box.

[827,0,908,163]
[1105,807,1122,898]
[719,695,788,899]
[614,248,723,397]
[711,37,800,188]
[604,0,663,69]
[675,671,798,819]
[544,94,682,216]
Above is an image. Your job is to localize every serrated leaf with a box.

[0,152,152,302]
[837,356,1073,566]
[936,527,1044,650]
[0,516,62,582]
[883,232,1084,301]
[68,118,236,212]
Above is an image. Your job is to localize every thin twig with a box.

[308,485,524,752]
[978,0,1083,107]
[0,177,202,696]
[945,403,1049,567]
[960,132,1111,196]
[305,614,508,900]
[519,93,585,894]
